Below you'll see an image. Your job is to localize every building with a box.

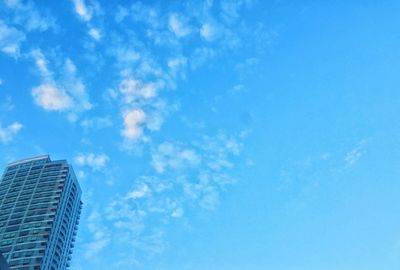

[0,155,82,270]
[0,252,10,270]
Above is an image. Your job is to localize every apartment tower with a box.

[0,155,82,270]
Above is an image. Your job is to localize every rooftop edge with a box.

[8,155,51,166]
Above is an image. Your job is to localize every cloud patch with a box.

[4,0,56,32]
[97,132,244,263]
[345,140,367,167]
[168,13,192,38]
[32,84,73,111]
[84,209,111,259]
[81,116,113,130]
[119,77,158,104]
[151,142,200,173]
[125,183,151,200]
[72,0,93,22]
[121,109,146,140]
[88,27,101,41]
[31,50,92,117]
[75,153,110,170]
[200,21,221,41]
[0,122,23,143]
[0,20,25,56]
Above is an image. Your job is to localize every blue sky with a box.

[1,0,400,269]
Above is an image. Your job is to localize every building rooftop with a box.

[7,155,51,166]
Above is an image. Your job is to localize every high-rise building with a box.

[0,252,10,270]
[0,155,82,270]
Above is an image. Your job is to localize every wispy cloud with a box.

[168,13,193,38]
[71,0,93,22]
[0,96,15,112]
[100,0,269,146]
[63,59,93,112]
[200,21,222,41]
[74,153,110,171]
[125,183,151,200]
[109,67,175,142]
[4,0,56,32]
[118,77,158,104]
[345,140,367,167]
[81,116,113,130]
[101,132,243,260]
[278,140,368,208]
[19,1,259,265]
[0,20,25,56]
[88,27,101,41]
[230,84,245,94]
[84,209,111,259]
[0,122,23,144]
[168,56,187,78]
[70,0,103,42]
[30,50,92,118]
[151,142,200,173]
[220,0,253,24]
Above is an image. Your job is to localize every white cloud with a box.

[231,84,245,94]
[77,170,86,179]
[3,0,20,7]
[108,59,174,142]
[31,49,51,78]
[71,0,103,47]
[75,153,109,170]
[151,142,201,173]
[105,195,167,258]
[0,122,23,143]
[72,0,93,21]
[171,207,184,218]
[0,96,15,112]
[88,27,101,41]
[168,56,187,70]
[101,132,244,263]
[118,77,158,104]
[111,46,140,64]
[168,14,192,38]
[125,183,151,200]
[0,20,25,56]
[168,56,187,78]
[31,52,92,115]
[63,58,93,111]
[4,0,56,32]
[84,209,111,259]
[198,186,219,210]
[81,116,113,130]
[122,109,146,140]
[0,79,3,85]
[220,0,252,24]
[144,107,165,131]
[345,149,362,166]
[115,6,129,23]
[129,2,160,28]
[32,84,73,111]
[108,12,191,143]
[200,22,221,41]
[345,141,366,167]
[199,133,241,172]
[191,47,216,69]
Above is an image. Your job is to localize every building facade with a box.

[0,252,10,270]
[0,155,82,270]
